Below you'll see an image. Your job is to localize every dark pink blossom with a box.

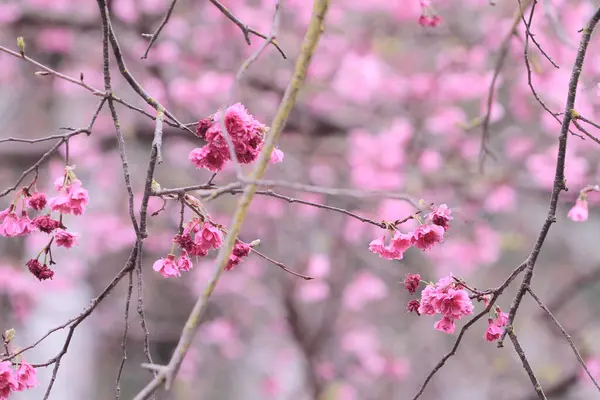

[196,223,223,250]
[32,215,61,233]
[407,299,420,315]
[412,224,444,251]
[177,251,193,272]
[173,233,194,252]
[195,116,213,139]
[153,254,180,278]
[54,229,78,248]
[404,273,421,295]
[0,361,16,399]
[226,241,251,271]
[26,259,54,281]
[26,192,47,210]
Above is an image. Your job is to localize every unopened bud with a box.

[34,71,50,76]
[4,328,15,342]
[16,37,25,57]
[249,239,261,247]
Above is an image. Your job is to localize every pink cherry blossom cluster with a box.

[410,274,474,334]
[369,204,452,260]
[418,0,441,27]
[0,167,86,281]
[0,360,37,399]
[189,103,283,172]
[153,218,253,278]
[483,307,509,342]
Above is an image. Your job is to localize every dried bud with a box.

[35,71,51,76]
[80,72,84,82]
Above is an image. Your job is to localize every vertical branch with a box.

[131,1,331,398]
[115,270,134,399]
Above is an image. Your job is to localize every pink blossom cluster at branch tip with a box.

[0,360,38,399]
[415,274,474,334]
[369,204,451,260]
[49,172,89,216]
[484,307,509,342]
[154,218,251,277]
[189,103,284,172]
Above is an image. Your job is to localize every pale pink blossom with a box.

[153,254,180,278]
[14,361,37,391]
[54,229,78,248]
[568,198,589,222]
[269,148,284,164]
[17,211,36,235]
[369,232,411,260]
[0,212,22,237]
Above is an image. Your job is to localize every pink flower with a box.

[173,233,194,252]
[15,361,37,391]
[66,180,89,215]
[427,204,453,231]
[196,223,223,250]
[495,307,509,327]
[368,233,408,260]
[32,215,61,233]
[0,207,11,224]
[269,148,284,164]
[436,288,474,320]
[26,192,47,210]
[412,224,444,251]
[26,259,54,281]
[0,361,16,398]
[226,241,251,271]
[568,198,588,222]
[48,194,72,214]
[195,117,213,139]
[17,211,36,235]
[189,145,228,172]
[434,317,455,334]
[176,251,193,272]
[484,318,503,342]
[391,231,413,253]
[404,273,421,295]
[0,212,21,237]
[407,299,420,315]
[54,229,78,248]
[153,254,180,278]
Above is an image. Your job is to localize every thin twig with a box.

[527,288,600,391]
[208,0,287,59]
[115,270,134,399]
[141,0,178,59]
